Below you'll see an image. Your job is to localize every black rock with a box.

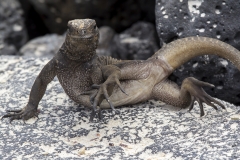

[0,0,28,55]
[26,0,155,34]
[155,0,240,104]
[97,26,115,57]
[156,0,240,47]
[111,22,159,60]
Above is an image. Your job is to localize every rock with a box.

[0,55,240,159]
[155,0,240,104]
[155,0,240,46]
[26,0,155,34]
[0,0,28,55]
[20,34,64,57]
[111,22,159,60]
[96,26,115,57]
[18,0,51,39]
[20,26,114,57]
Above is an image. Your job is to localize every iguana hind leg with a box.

[152,77,225,116]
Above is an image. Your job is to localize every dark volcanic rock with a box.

[155,0,240,104]
[155,0,240,47]
[26,0,155,34]
[96,26,115,57]
[112,22,159,60]
[0,0,28,55]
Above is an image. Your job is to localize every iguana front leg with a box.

[2,59,57,122]
[152,77,225,116]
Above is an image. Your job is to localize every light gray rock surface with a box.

[19,27,115,57]
[0,56,240,159]
[20,34,64,57]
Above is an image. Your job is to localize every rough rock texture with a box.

[26,0,155,34]
[0,0,28,55]
[19,26,114,57]
[96,26,115,57]
[155,0,240,104]
[1,56,240,159]
[111,22,159,60]
[20,34,64,57]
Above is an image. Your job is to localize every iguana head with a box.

[64,19,99,61]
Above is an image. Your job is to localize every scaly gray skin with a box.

[3,19,240,122]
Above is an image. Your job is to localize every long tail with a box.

[155,36,240,71]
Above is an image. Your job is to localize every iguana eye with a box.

[81,30,86,35]
[93,25,97,30]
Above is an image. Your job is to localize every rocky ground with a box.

[0,56,240,159]
[0,0,240,158]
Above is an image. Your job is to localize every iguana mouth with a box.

[68,32,96,39]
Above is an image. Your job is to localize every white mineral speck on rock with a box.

[188,0,204,15]
[198,28,205,32]
[164,15,169,19]
[215,9,221,14]
[220,59,228,67]
[200,13,206,17]
[193,62,198,68]
[121,37,140,43]
[13,24,22,32]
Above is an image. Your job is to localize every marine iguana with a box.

[3,19,240,122]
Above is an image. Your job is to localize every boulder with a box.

[96,26,115,57]
[155,0,240,104]
[20,26,115,57]
[26,0,155,34]
[0,0,28,55]
[111,22,159,60]
[20,34,64,57]
[0,55,239,159]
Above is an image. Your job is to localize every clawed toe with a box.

[2,106,38,123]
[186,77,226,117]
[6,109,22,113]
[2,112,23,123]
[189,97,225,117]
[88,72,128,120]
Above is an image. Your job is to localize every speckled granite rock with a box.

[155,0,240,104]
[0,0,28,55]
[0,56,240,159]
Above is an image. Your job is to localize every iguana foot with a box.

[183,77,225,117]
[2,104,38,122]
[91,74,127,112]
